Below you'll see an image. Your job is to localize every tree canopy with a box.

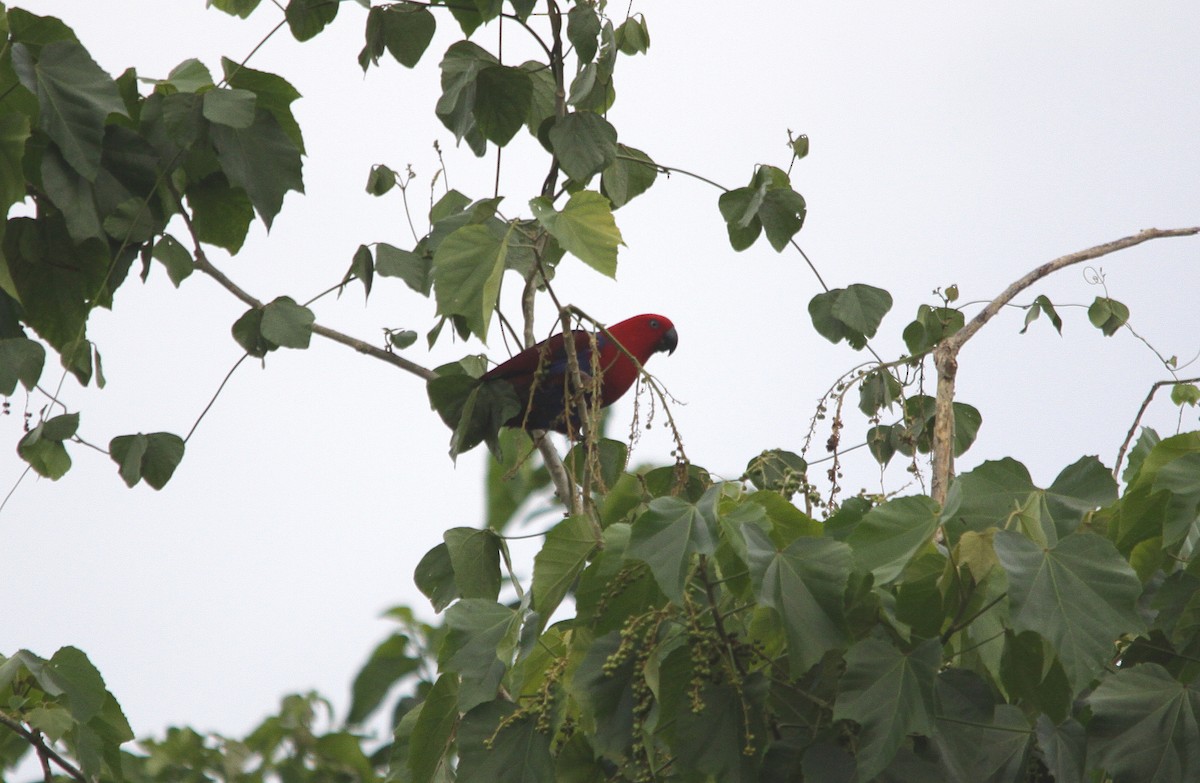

[3,2,1200,783]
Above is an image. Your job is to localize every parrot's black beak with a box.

[658,326,678,355]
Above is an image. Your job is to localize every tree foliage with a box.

[3,2,1200,783]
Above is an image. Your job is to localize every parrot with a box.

[480,314,677,434]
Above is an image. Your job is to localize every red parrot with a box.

[481,314,677,433]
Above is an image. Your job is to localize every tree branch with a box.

[931,226,1200,505]
[0,713,86,783]
[1113,376,1200,480]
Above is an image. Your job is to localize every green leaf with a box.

[202,87,257,128]
[743,449,807,497]
[566,4,601,63]
[347,633,419,725]
[933,671,1033,781]
[520,60,557,134]
[158,58,214,93]
[1044,455,1117,535]
[473,66,533,146]
[208,0,262,19]
[1020,294,1063,335]
[436,41,497,145]
[458,700,554,783]
[1086,663,1200,783]
[345,244,373,300]
[376,242,432,295]
[260,296,314,349]
[108,432,185,489]
[666,676,766,781]
[1087,296,1130,336]
[847,495,939,584]
[18,412,79,479]
[184,174,254,253]
[151,234,193,287]
[0,337,46,395]
[994,530,1145,692]
[40,145,102,241]
[615,16,650,55]
[409,674,458,783]
[758,187,807,251]
[532,515,597,625]
[414,543,459,612]
[944,458,1036,545]
[716,187,763,251]
[432,223,508,341]
[1034,715,1085,783]
[743,524,850,673]
[564,439,628,491]
[0,113,31,214]
[221,58,305,153]
[529,191,623,277]
[808,284,893,350]
[439,599,521,711]
[103,197,159,244]
[858,369,902,416]
[11,39,126,180]
[600,144,657,209]
[903,304,965,354]
[365,164,396,196]
[1171,382,1200,407]
[211,109,304,229]
[368,5,437,69]
[444,527,502,601]
[626,488,719,603]
[285,0,338,41]
[832,636,940,781]
[548,111,618,183]
[231,307,274,357]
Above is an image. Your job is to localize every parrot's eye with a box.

[649,318,660,329]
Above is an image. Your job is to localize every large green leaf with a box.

[432,223,508,341]
[211,109,304,229]
[547,111,618,183]
[0,337,46,395]
[11,39,126,180]
[994,530,1145,692]
[529,191,622,277]
[443,527,502,601]
[414,543,459,612]
[221,58,305,153]
[846,495,939,584]
[260,296,314,349]
[17,412,78,479]
[808,284,892,350]
[933,669,1033,782]
[457,700,554,783]
[473,65,532,146]
[600,144,657,209]
[408,674,458,783]
[361,5,436,70]
[1086,663,1200,783]
[438,599,521,711]
[184,174,254,253]
[108,432,185,489]
[626,488,719,603]
[1044,455,1117,536]
[1114,432,1200,555]
[375,242,432,295]
[743,524,850,673]
[832,636,940,781]
[1034,715,1085,783]
[346,633,419,725]
[532,515,597,626]
[943,458,1036,544]
[0,113,30,214]
[436,41,497,145]
[284,0,338,41]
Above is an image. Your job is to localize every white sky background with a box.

[3,0,1199,754]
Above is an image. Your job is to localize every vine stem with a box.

[930,226,1200,505]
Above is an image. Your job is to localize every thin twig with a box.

[1113,376,1200,479]
[0,713,86,783]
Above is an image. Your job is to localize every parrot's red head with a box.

[597,314,677,406]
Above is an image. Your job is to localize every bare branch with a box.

[1113,376,1200,480]
[931,227,1200,505]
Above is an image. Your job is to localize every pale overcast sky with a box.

[3,0,1199,752]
